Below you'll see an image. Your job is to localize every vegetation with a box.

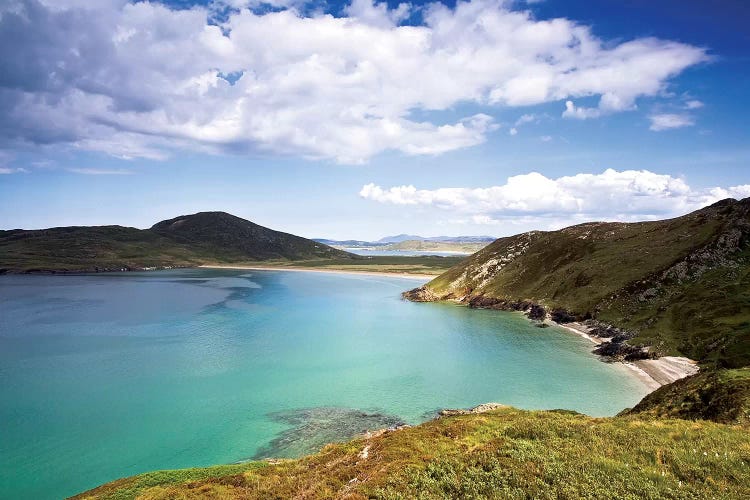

[73,405,750,499]
[0,211,355,272]
[414,198,750,367]
[625,368,750,425]
[0,212,465,276]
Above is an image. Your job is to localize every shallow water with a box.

[0,269,649,499]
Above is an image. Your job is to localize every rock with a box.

[402,286,439,302]
[593,341,652,361]
[526,304,546,320]
[468,295,505,309]
[550,308,576,323]
[439,402,508,417]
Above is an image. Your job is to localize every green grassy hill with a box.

[406,198,750,368]
[0,212,355,272]
[625,368,750,425]
[73,403,750,500]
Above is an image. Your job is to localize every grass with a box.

[422,199,750,367]
[0,213,466,276]
[600,247,750,367]
[72,407,750,499]
[626,368,750,424]
[0,212,355,272]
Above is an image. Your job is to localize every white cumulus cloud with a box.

[360,169,750,229]
[0,0,709,163]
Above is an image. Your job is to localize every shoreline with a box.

[199,264,435,280]
[552,320,698,391]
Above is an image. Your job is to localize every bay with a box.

[0,269,649,499]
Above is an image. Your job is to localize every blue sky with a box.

[1,0,748,239]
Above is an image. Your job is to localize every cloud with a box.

[685,99,704,109]
[360,169,750,229]
[67,168,134,175]
[562,100,602,120]
[649,113,695,131]
[509,113,536,135]
[0,0,708,163]
[0,167,28,174]
[515,114,536,127]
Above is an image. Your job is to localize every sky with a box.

[0,0,748,240]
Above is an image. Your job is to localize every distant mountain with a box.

[312,238,386,247]
[428,235,496,244]
[405,198,750,368]
[376,234,424,244]
[315,235,496,246]
[377,234,496,244]
[381,240,488,253]
[0,212,355,272]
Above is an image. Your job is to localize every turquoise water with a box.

[0,269,649,499]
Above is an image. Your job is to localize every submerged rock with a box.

[252,407,405,460]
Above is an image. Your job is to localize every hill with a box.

[73,404,750,499]
[377,234,495,244]
[405,198,750,368]
[625,368,750,424]
[150,212,350,261]
[0,212,354,272]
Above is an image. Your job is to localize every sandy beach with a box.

[199,264,435,280]
[553,321,698,391]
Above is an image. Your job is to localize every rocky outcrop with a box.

[439,403,508,417]
[401,286,441,302]
[593,340,653,361]
[550,308,577,323]
[405,286,656,364]
[527,304,546,320]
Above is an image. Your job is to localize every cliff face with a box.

[406,198,750,367]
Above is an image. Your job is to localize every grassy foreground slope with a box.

[409,198,750,367]
[74,406,750,500]
[0,212,354,272]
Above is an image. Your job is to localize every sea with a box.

[0,268,649,498]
